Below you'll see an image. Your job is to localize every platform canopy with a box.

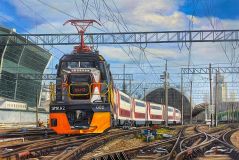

[0,26,52,108]
[192,103,209,117]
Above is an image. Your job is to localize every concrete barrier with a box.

[0,109,49,124]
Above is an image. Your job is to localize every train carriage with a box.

[132,99,147,125]
[168,106,175,124]
[175,108,181,124]
[148,102,164,125]
[114,90,132,125]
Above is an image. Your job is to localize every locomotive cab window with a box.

[61,61,95,69]
[80,61,95,68]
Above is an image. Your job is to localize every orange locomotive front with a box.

[49,52,114,134]
[49,20,114,134]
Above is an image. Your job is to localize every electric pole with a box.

[143,87,148,125]
[36,89,39,127]
[164,60,168,127]
[209,63,213,127]
[129,78,131,96]
[123,64,126,93]
[227,104,229,123]
[214,71,218,127]
[232,103,234,123]
[143,88,147,102]
[190,80,193,124]
[181,71,184,125]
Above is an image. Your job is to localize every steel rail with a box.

[175,127,239,160]
[0,134,95,159]
[222,128,239,149]
[55,129,142,160]
[89,137,178,160]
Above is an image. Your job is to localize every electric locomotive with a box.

[49,20,114,134]
[49,20,182,135]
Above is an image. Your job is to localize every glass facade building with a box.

[0,26,52,109]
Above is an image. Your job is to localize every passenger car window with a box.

[136,102,145,107]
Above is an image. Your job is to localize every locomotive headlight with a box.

[91,69,100,82]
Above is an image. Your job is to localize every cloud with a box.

[6,0,239,77]
[0,12,14,22]
[99,45,180,66]
[117,0,188,31]
[28,21,75,34]
[116,0,183,15]
[10,0,78,22]
[99,46,132,62]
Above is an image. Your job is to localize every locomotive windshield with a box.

[69,74,91,83]
[61,61,95,69]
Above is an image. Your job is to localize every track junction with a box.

[0,124,238,160]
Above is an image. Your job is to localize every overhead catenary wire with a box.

[35,0,147,76]
[35,0,167,85]
[37,0,105,32]
[74,0,83,19]
[202,0,232,64]
[30,0,159,97]
[101,0,165,81]
[82,0,90,20]
[82,0,148,74]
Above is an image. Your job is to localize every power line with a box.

[82,0,90,20]
[85,0,147,74]
[102,0,165,82]
[37,0,77,19]
[74,0,83,19]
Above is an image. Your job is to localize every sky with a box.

[1,0,239,102]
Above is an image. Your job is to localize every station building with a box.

[0,26,52,110]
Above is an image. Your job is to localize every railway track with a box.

[0,127,145,160]
[0,134,95,159]
[175,125,239,160]
[54,128,144,160]
[84,125,239,160]
[179,132,208,152]
[1,125,238,160]
[85,126,188,160]
[86,136,178,160]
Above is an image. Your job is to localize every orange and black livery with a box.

[49,20,114,134]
